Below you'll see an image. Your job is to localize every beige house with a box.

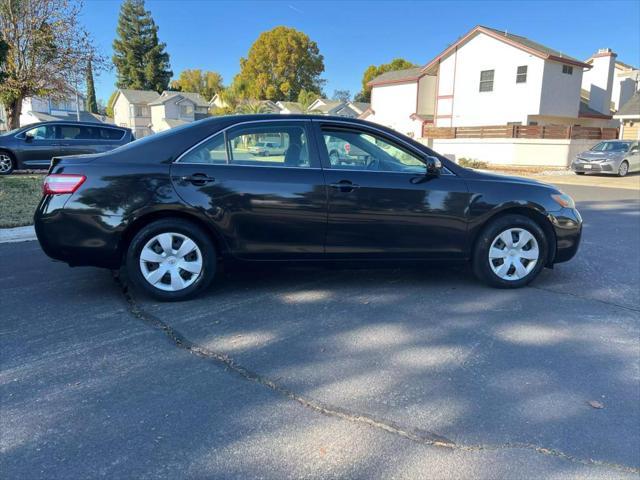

[112,89,209,137]
[615,93,640,140]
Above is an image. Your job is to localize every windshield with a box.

[0,127,23,136]
[591,142,630,152]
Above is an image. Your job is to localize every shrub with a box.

[458,157,489,169]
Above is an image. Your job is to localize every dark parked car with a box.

[0,121,133,175]
[34,115,582,301]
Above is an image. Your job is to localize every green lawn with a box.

[0,174,45,228]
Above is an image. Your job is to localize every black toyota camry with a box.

[34,115,582,301]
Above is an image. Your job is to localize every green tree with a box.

[235,100,269,114]
[105,90,118,118]
[0,37,7,84]
[0,0,103,129]
[112,0,172,93]
[355,58,418,102]
[234,26,324,101]
[170,69,223,101]
[297,89,319,110]
[85,59,98,113]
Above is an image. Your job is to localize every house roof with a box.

[615,92,640,117]
[348,102,370,114]
[276,101,304,113]
[308,99,344,113]
[368,67,423,86]
[118,89,160,104]
[578,100,613,119]
[148,91,209,108]
[29,111,113,124]
[421,25,591,75]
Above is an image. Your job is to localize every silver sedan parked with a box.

[572,140,640,177]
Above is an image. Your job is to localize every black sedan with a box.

[0,121,133,175]
[34,115,582,301]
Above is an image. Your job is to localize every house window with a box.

[516,66,527,83]
[562,65,573,75]
[479,70,494,92]
[133,105,149,117]
[180,104,194,116]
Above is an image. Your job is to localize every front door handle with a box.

[329,180,360,193]
[180,173,216,186]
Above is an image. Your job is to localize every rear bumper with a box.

[34,196,125,268]
[548,208,582,264]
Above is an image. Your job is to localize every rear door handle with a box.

[329,180,359,193]
[180,173,216,185]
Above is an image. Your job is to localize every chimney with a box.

[587,48,617,114]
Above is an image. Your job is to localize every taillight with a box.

[43,174,86,195]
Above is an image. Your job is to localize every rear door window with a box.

[99,127,125,140]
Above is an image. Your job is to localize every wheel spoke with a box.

[489,247,508,259]
[169,269,186,290]
[178,258,202,274]
[499,231,514,248]
[176,238,197,258]
[513,258,528,279]
[140,247,164,263]
[515,230,533,248]
[520,247,539,260]
[157,233,173,254]
[144,265,168,285]
[496,258,512,277]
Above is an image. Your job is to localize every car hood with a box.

[463,168,555,189]
[577,150,625,161]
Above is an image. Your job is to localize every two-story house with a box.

[366,25,616,139]
[582,52,639,113]
[112,89,210,137]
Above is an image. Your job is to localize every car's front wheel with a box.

[0,151,15,175]
[473,214,548,288]
[126,218,217,301]
[618,161,629,177]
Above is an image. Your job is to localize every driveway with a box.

[1,181,639,479]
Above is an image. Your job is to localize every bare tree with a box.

[0,0,105,129]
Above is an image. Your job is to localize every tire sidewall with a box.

[473,215,548,288]
[126,219,216,301]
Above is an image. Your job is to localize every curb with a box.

[0,225,37,243]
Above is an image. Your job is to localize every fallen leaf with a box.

[588,400,604,409]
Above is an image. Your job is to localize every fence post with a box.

[511,125,516,138]
[567,126,572,139]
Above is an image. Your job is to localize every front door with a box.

[19,124,61,167]
[315,122,470,259]
[171,120,327,259]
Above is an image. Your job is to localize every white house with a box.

[582,52,639,113]
[366,25,616,139]
[112,89,209,137]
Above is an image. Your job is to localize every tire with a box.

[0,150,15,175]
[618,161,629,177]
[575,172,585,175]
[472,214,548,289]
[126,218,217,301]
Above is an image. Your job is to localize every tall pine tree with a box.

[85,60,98,113]
[112,0,172,93]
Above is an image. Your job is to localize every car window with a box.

[591,141,630,152]
[321,128,426,173]
[227,124,311,168]
[180,132,227,164]
[98,127,125,140]
[24,125,55,140]
[59,125,87,140]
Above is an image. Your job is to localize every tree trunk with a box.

[6,97,22,130]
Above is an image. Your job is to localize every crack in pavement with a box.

[531,285,640,313]
[113,273,640,475]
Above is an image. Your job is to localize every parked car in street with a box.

[34,115,582,301]
[0,121,134,175]
[248,141,286,156]
[571,140,640,177]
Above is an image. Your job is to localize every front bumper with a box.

[548,207,582,263]
[34,195,125,269]
[571,161,615,174]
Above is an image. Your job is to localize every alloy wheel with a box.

[619,162,629,177]
[488,228,539,281]
[139,232,203,292]
[0,154,13,174]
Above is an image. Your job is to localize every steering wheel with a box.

[365,156,379,171]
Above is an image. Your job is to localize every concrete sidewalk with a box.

[0,225,36,243]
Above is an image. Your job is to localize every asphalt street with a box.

[1,179,639,479]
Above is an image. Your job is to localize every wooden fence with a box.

[423,125,619,141]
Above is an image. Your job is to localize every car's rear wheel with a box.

[0,151,15,175]
[126,219,217,301]
[473,214,548,288]
[575,171,585,175]
[618,161,629,177]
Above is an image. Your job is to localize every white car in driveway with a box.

[248,141,286,156]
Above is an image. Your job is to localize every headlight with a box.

[551,193,575,209]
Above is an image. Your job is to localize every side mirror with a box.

[425,155,442,175]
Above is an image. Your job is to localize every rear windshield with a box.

[591,141,630,152]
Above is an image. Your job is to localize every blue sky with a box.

[82,0,640,103]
